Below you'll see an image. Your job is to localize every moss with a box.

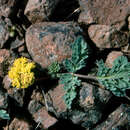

[8,57,36,89]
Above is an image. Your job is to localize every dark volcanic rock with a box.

[79,82,112,110]
[79,0,130,30]
[0,17,11,48]
[94,104,130,130]
[0,49,10,77]
[0,0,19,17]
[26,22,83,69]
[88,25,128,49]
[0,90,8,109]
[24,0,60,23]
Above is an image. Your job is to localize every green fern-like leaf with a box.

[60,36,89,109]
[0,110,10,120]
[60,73,81,109]
[63,36,89,73]
[97,56,130,97]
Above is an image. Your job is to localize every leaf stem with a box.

[72,73,98,80]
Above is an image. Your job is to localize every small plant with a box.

[8,57,36,89]
[0,110,10,120]
[97,56,130,97]
[48,61,61,78]
[49,36,130,109]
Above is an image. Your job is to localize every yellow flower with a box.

[8,57,36,89]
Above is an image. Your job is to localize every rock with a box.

[0,49,10,77]
[24,0,60,23]
[47,84,67,116]
[78,0,130,30]
[10,37,24,50]
[128,16,130,30]
[28,99,43,114]
[79,82,112,110]
[0,0,19,17]
[69,108,102,129]
[105,51,123,68]
[3,76,25,107]
[3,75,11,90]
[0,90,8,109]
[26,22,83,69]
[0,17,11,48]
[33,107,58,129]
[5,118,33,130]
[88,25,128,49]
[94,104,130,130]
[79,82,95,109]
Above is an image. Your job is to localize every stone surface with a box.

[26,22,83,69]
[3,76,25,107]
[69,108,102,129]
[33,107,58,129]
[105,51,123,68]
[5,118,33,130]
[88,25,128,49]
[48,84,67,115]
[94,104,130,130]
[128,16,130,30]
[0,17,11,48]
[79,82,112,110]
[24,0,60,23]
[28,99,43,114]
[0,0,19,17]
[78,0,130,30]
[0,90,8,109]
[0,49,10,77]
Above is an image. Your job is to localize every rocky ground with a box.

[0,0,130,130]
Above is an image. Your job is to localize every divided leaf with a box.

[64,36,89,73]
[59,73,81,109]
[97,56,130,97]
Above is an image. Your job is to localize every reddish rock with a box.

[88,25,128,49]
[0,17,11,48]
[94,104,130,130]
[48,84,67,114]
[4,118,33,130]
[0,0,19,17]
[105,51,123,68]
[26,22,83,69]
[33,107,58,129]
[24,0,60,23]
[78,0,130,30]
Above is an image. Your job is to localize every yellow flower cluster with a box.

[8,57,36,89]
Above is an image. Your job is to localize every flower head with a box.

[8,57,36,88]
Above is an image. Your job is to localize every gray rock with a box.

[0,90,8,109]
[94,104,130,130]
